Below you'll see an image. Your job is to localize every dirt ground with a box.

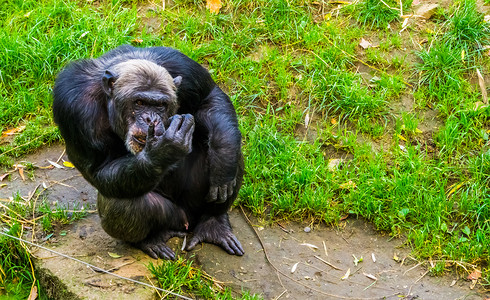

[1,144,488,299]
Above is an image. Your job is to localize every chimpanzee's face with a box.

[102,59,181,154]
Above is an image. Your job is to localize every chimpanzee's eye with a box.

[136,100,144,106]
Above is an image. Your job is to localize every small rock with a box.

[415,4,439,19]
[304,226,311,233]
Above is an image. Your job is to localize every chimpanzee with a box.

[52,45,244,259]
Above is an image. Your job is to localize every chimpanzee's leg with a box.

[97,192,188,259]
[183,156,245,256]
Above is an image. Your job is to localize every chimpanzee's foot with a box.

[135,230,186,260]
[186,214,244,256]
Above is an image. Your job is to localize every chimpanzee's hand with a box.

[143,114,195,165]
[206,178,237,204]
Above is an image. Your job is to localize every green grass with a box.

[0,224,35,299]
[1,0,490,296]
[353,0,413,29]
[149,257,260,299]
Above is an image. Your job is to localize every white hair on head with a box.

[112,59,177,98]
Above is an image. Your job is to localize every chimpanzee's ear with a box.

[173,76,182,88]
[102,70,117,96]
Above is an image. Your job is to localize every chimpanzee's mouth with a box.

[132,136,146,145]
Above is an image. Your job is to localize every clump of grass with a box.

[0,223,34,298]
[445,0,490,58]
[397,112,420,136]
[38,201,89,232]
[356,0,412,29]
[148,257,260,299]
[324,71,389,120]
[416,43,466,98]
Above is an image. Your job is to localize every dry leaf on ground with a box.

[291,262,299,273]
[47,160,64,169]
[341,268,351,280]
[415,4,439,19]
[467,269,481,281]
[359,38,373,49]
[206,0,222,14]
[1,125,26,138]
[63,161,75,168]
[476,69,488,104]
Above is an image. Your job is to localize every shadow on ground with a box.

[1,144,487,299]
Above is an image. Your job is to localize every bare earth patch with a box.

[0,145,488,299]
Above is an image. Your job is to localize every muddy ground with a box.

[0,144,488,299]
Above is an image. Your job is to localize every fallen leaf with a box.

[18,168,25,181]
[301,243,319,250]
[415,4,438,19]
[339,180,356,189]
[371,253,376,263]
[363,273,377,281]
[1,125,26,138]
[467,269,481,281]
[47,160,64,169]
[291,262,299,273]
[359,38,373,49]
[0,173,8,181]
[341,268,351,280]
[397,134,407,141]
[305,113,310,129]
[108,252,122,258]
[476,69,488,104]
[330,118,337,125]
[450,279,457,287]
[412,0,420,5]
[63,161,75,168]
[461,49,465,62]
[42,182,48,189]
[131,38,143,44]
[206,0,222,14]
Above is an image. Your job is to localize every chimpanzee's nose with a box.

[143,112,159,125]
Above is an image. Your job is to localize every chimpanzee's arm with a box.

[196,87,242,203]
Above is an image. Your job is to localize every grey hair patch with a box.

[112,59,178,99]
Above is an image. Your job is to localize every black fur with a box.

[53,45,244,259]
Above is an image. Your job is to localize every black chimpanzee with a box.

[53,45,244,259]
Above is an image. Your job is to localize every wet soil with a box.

[1,145,488,299]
